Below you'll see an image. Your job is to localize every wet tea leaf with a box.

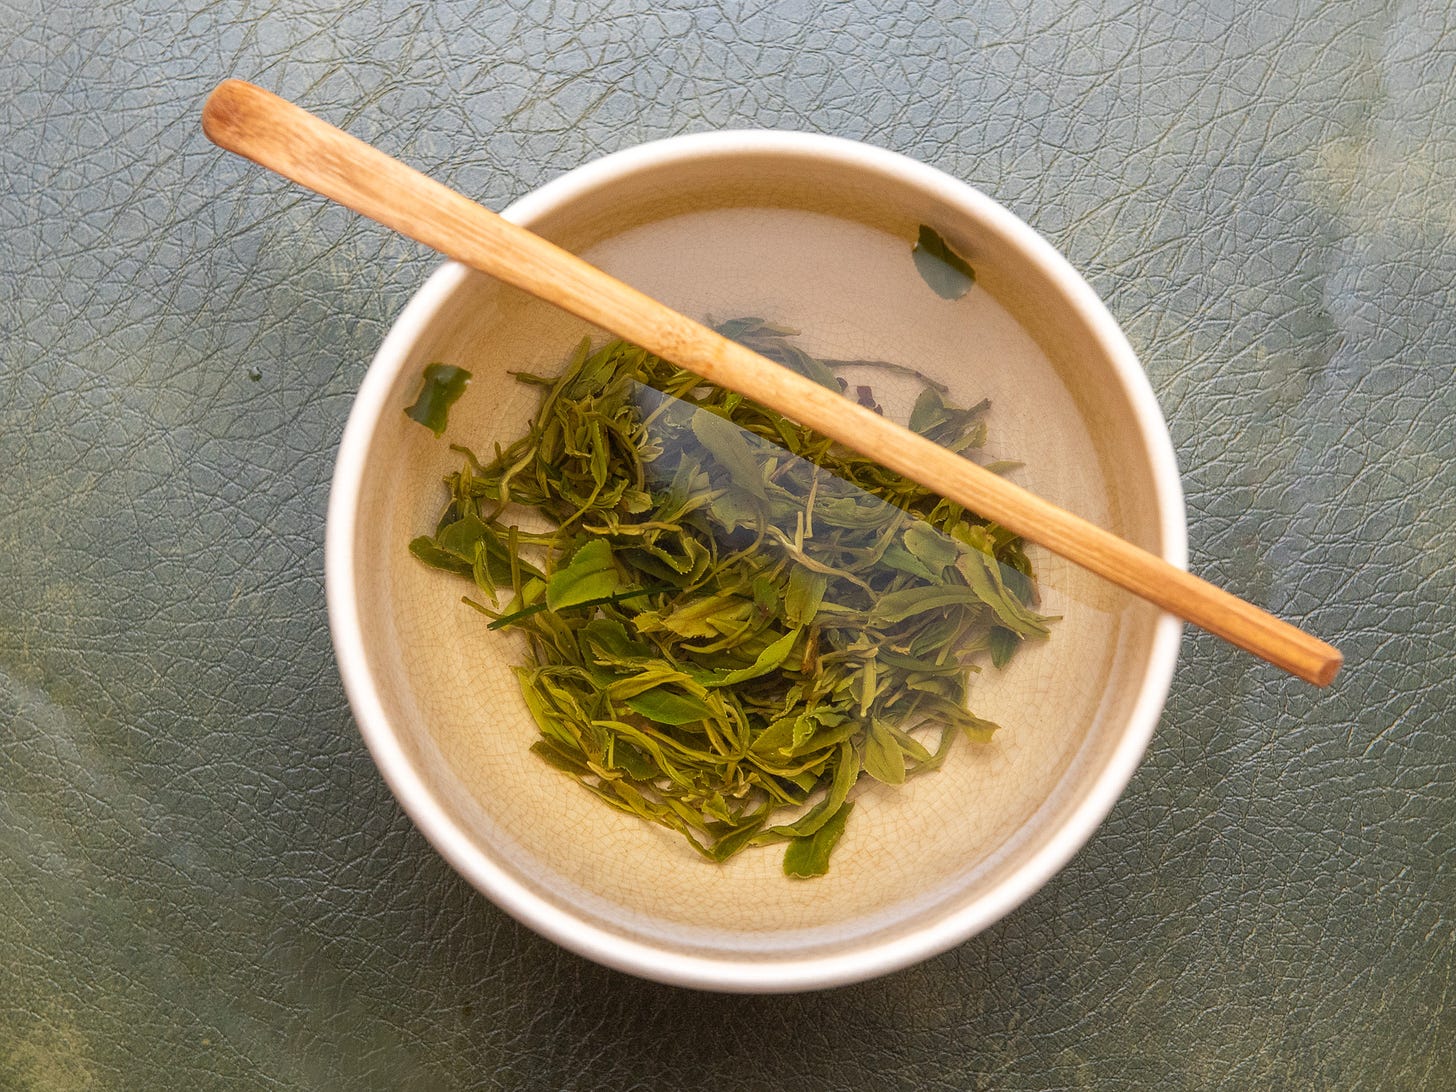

[783,801,855,879]
[912,225,976,301]
[989,625,1019,669]
[547,540,620,610]
[862,719,907,785]
[405,363,472,436]
[623,687,716,726]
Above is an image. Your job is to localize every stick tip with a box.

[202,79,264,149]
[1311,647,1343,687]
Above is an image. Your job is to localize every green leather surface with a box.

[2,2,1452,1087]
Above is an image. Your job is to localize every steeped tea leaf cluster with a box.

[408,319,1053,877]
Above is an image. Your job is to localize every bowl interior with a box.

[334,135,1181,986]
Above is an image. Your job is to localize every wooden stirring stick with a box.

[202,79,1342,686]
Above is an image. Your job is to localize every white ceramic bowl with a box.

[326,131,1185,992]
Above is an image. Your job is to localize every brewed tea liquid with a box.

[387,201,1141,930]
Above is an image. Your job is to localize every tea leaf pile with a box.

[409,319,1053,877]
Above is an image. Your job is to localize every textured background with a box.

[2,1,1453,1088]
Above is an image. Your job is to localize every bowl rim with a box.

[326,128,1187,993]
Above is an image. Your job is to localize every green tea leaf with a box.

[612,740,656,780]
[690,410,768,499]
[709,814,769,862]
[909,387,949,434]
[955,548,1053,637]
[869,584,986,625]
[749,714,799,758]
[751,577,779,619]
[784,567,827,626]
[768,741,858,837]
[909,386,990,443]
[580,618,650,660]
[912,225,976,301]
[903,521,962,572]
[640,592,752,639]
[862,718,907,785]
[709,627,802,686]
[488,584,668,631]
[624,688,716,726]
[880,544,939,581]
[783,801,854,879]
[989,625,1020,669]
[405,363,472,436]
[408,535,472,576]
[788,714,860,758]
[436,514,485,559]
[721,317,843,392]
[530,738,592,776]
[547,540,620,610]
